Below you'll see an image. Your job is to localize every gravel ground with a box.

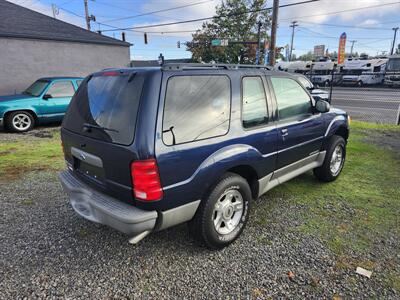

[0,125,60,142]
[0,170,398,299]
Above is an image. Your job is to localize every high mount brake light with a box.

[100,71,120,76]
[131,159,163,201]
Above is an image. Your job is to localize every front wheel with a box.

[6,111,35,132]
[314,135,346,182]
[188,173,251,249]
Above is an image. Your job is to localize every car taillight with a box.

[131,159,163,201]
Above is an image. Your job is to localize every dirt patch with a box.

[361,129,400,159]
[0,147,17,156]
[0,125,60,142]
[0,165,50,182]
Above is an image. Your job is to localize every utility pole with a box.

[349,40,356,57]
[269,0,279,66]
[391,27,399,55]
[84,0,91,30]
[256,21,262,65]
[289,21,298,62]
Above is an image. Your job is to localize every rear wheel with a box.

[6,111,35,132]
[324,80,330,87]
[357,80,363,87]
[188,173,251,249]
[314,135,346,182]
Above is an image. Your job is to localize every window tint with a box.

[271,77,312,120]
[297,76,313,89]
[23,80,49,97]
[47,81,75,98]
[242,77,268,128]
[76,80,83,86]
[63,73,144,145]
[163,75,230,145]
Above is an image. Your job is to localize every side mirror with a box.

[43,94,52,100]
[315,100,330,113]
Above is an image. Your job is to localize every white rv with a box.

[385,55,400,87]
[342,58,387,86]
[309,58,340,87]
[274,61,312,74]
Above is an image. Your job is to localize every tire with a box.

[6,111,35,132]
[188,172,251,249]
[314,135,346,182]
[324,80,330,87]
[357,80,363,87]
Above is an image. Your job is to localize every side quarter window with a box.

[162,75,231,145]
[46,81,75,98]
[242,76,268,128]
[270,77,312,120]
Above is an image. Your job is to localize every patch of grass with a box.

[350,120,400,132]
[0,131,64,181]
[21,199,35,206]
[255,122,400,261]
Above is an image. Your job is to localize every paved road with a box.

[326,87,400,124]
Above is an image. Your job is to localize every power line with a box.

[103,0,214,23]
[100,0,321,32]
[288,20,395,31]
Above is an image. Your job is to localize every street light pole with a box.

[289,21,298,61]
[349,40,357,57]
[391,27,399,55]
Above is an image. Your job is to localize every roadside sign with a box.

[211,39,228,46]
[211,39,221,46]
[338,32,347,65]
[314,45,325,57]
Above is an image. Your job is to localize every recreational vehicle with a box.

[385,55,400,87]
[342,58,387,86]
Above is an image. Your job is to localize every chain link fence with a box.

[305,69,400,125]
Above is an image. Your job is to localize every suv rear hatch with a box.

[61,69,152,205]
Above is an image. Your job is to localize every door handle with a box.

[281,128,288,137]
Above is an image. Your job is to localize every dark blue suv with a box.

[59,64,349,249]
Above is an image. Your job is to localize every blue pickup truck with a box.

[0,77,82,132]
[59,64,349,249]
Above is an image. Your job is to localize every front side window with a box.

[271,77,312,120]
[242,77,268,128]
[163,75,230,145]
[47,81,75,98]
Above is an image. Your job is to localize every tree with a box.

[187,0,271,64]
[297,51,314,61]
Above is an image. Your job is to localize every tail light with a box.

[131,159,163,201]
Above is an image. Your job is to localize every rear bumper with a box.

[59,170,158,237]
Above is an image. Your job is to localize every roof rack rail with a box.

[161,63,272,71]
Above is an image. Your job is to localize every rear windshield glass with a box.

[63,72,144,145]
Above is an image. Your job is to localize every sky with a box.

[7,0,400,61]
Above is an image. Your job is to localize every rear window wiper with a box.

[82,123,119,133]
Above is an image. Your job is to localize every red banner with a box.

[338,32,347,65]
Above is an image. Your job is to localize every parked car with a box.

[292,73,331,102]
[0,77,83,132]
[59,64,350,249]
